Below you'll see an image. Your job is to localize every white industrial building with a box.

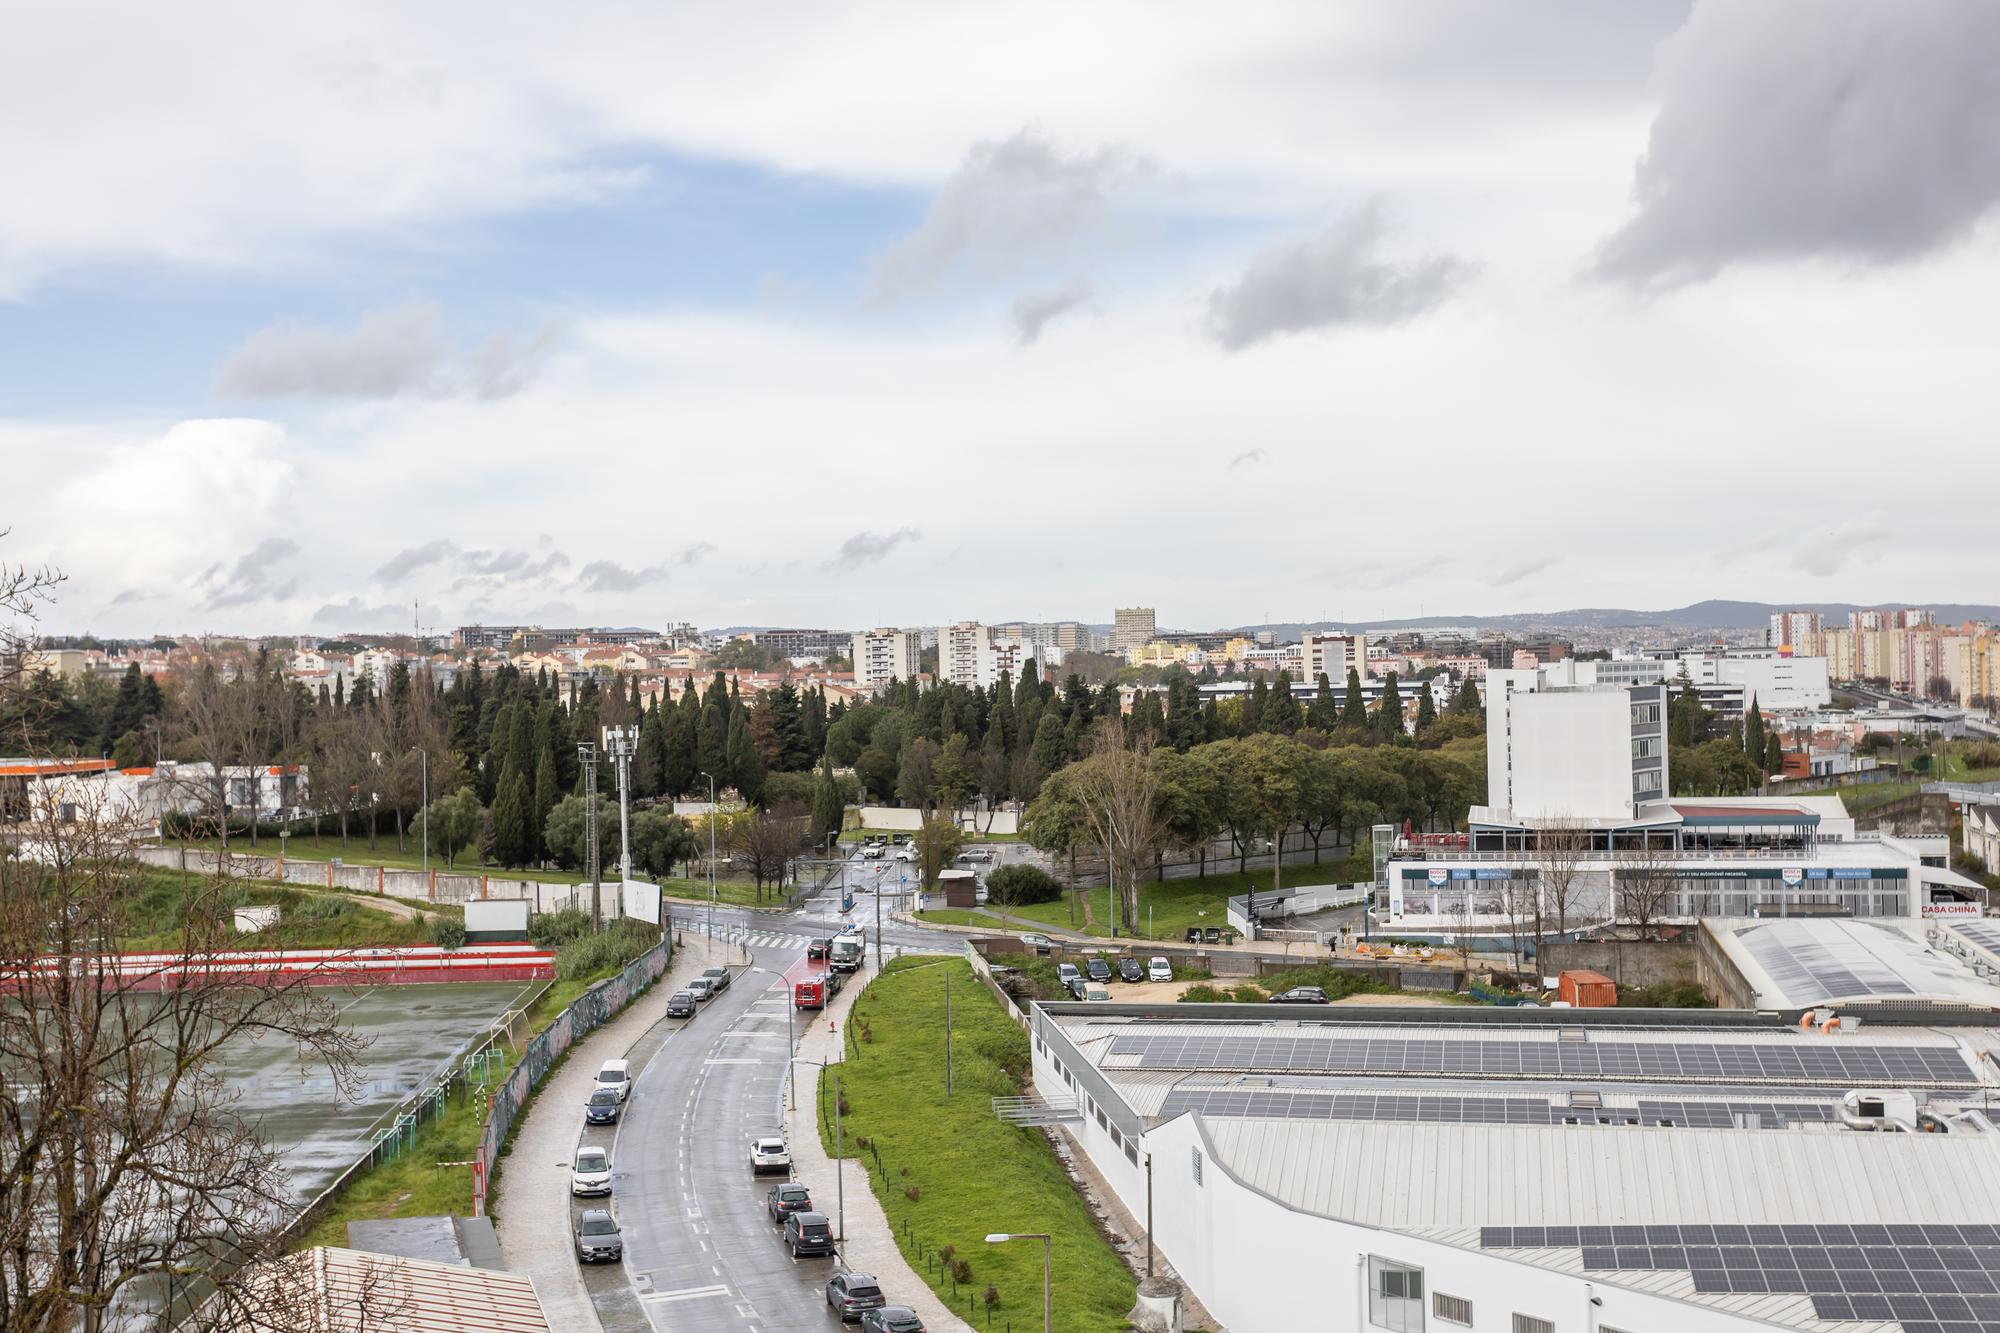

[1539,651,1833,716]
[1032,976,2000,1333]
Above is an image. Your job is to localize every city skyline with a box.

[6,2,1999,635]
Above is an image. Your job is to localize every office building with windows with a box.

[1113,606,1157,651]
[850,627,922,691]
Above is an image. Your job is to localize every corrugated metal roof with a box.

[222,1246,551,1331]
[1203,1117,2000,1229]
[1713,916,2000,1009]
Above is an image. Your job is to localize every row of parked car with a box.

[571,964,739,1263]
[1048,953,1175,1000]
[754,1138,925,1328]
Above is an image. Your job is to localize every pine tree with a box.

[1414,685,1437,737]
[1375,672,1406,741]
[1341,667,1368,732]
[1306,671,1338,731]
[491,770,531,867]
[1264,670,1302,735]
[532,738,558,862]
[768,682,809,771]
[1244,674,1269,734]
[1743,694,1765,763]
[100,662,145,755]
[1030,711,1068,779]
[1449,678,1481,716]
[1764,731,1783,777]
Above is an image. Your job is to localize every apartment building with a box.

[992,620,1088,654]
[745,628,848,660]
[1301,632,1366,685]
[850,627,922,691]
[1766,609,1824,654]
[1111,606,1156,651]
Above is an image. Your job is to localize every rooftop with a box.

[1709,918,2000,1011]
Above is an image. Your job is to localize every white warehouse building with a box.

[1032,989,2000,1333]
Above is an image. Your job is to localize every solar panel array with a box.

[1741,922,1918,1003]
[1155,1087,1834,1129]
[1954,921,2000,956]
[1107,1032,1975,1086]
[1482,1224,2000,1333]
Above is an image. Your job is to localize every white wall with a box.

[1508,689,1635,821]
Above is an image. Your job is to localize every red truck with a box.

[790,956,843,1011]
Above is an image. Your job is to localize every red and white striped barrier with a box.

[2,944,555,991]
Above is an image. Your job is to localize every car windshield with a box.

[757,1140,784,1152]
[576,1150,607,1171]
[589,1090,617,1105]
[581,1217,618,1235]
[599,1069,625,1083]
[848,1284,882,1299]
[887,1317,923,1331]
[801,1223,828,1238]
[778,1185,808,1201]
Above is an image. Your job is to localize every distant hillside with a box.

[1224,601,2000,638]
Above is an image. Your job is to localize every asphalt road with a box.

[571,854,955,1333]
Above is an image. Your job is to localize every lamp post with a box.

[419,747,429,872]
[700,771,717,941]
[985,1232,1051,1333]
[796,1056,846,1242]
[603,725,637,884]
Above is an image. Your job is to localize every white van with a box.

[594,1058,633,1102]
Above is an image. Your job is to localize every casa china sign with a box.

[1921,901,1983,918]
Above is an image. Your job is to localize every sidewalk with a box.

[490,934,727,1332]
[783,962,973,1333]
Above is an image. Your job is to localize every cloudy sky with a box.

[4,1,1998,637]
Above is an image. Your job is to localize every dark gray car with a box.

[860,1307,926,1333]
[573,1208,622,1262]
[700,965,731,993]
[785,1210,836,1258]
[827,1271,887,1322]
[665,989,696,1018]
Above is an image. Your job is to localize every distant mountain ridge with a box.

[1212,600,2000,638]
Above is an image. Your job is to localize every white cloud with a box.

[1010,279,1094,345]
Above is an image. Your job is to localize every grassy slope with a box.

[817,958,1135,1332]
[119,869,440,951]
[1002,864,1355,940]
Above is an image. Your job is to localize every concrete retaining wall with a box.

[129,844,605,914]
[1542,937,1698,992]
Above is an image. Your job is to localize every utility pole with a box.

[603,726,637,886]
[578,742,600,930]
[419,746,429,873]
[701,771,718,941]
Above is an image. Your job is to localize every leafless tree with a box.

[0,534,67,751]
[726,802,812,895]
[1531,818,1596,953]
[165,657,241,850]
[1066,724,1172,934]
[1613,840,1681,939]
[0,782,365,1332]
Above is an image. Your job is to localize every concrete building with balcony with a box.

[1112,606,1157,651]
[850,627,922,691]
[1303,632,1367,685]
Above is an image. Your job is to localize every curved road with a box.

[573,854,951,1333]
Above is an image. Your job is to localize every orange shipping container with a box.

[1558,969,1617,1008]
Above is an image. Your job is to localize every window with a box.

[1368,1258,1425,1333]
[1434,1294,1472,1325]
[1190,1148,1203,1186]
[1513,1315,1554,1333]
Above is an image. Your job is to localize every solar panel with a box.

[1740,920,1919,1003]
[1108,1032,1975,1087]
[1952,921,2000,956]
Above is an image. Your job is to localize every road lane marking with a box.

[642,1283,729,1303]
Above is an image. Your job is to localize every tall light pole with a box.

[603,726,637,888]
[795,1056,846,1241]
[578,742,600,930]
[700,771,718,941]
[419,746,429,872]
[985,1232,1051,1333]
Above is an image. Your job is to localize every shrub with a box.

[904,1185,920,1202]
[1178,984,1229,1003]
[430,916,467,950]
[984,862,1062,907]
[531,906,593,949]
[952,1259,973,1283]
[290,895,354,923]
[552,921,654,978]
[1229,983,1268,1003]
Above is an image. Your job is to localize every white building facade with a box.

[850,627,922,691]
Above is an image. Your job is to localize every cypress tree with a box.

[533,738,558,862]
[1375,672,1406,741]
[1764,731,1784,777]
[1264,670,1302,735]
[491,770,531,867]
[1414,685,1437,736]
[1743,693,1766,763]
[1306,671,1338,731]
[1244,674,1269,734]
[1341,667,1368,732]
[100,662,145,755]
[1030,711,1068,779]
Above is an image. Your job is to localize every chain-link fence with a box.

[470,935,671,1214]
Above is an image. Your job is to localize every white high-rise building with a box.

[1112,607,1156,651]
[1767,610,1823,654]
[1485,670,1667,821]
[940,622,990,689]
[851,628,922,691]
[1301,632,1366,685]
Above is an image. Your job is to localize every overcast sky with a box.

[5,1,1998,637]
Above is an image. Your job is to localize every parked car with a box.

[894,848,914,862]
[701,966,731,994]
[863,845,883,859]
[1148,957,1173,983]
[1064,975,1089,1001]
[750,1136,791,1174]
[584,1087,622,1126]
[1019,933,1053,953]
[861,1308,927,1333]
[594,1058,632,1102]
[1056,962,1080,986]
[573,1208,622,1263]
[1084,984,1112,1002]
[571,1145,612,1196]
[826,1271,888,1322]
[785,1210,837,1258]
[807,938,832,960]
[1085,957,1113,983]
[1270,985,1330,1005]
[665,989,697,1018]
[1117,957,1144,983]
[767,1181,812,1223]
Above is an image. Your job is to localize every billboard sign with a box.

[621,878,662,925]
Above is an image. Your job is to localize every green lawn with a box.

[653,876,784,909]
[1004,866,1351,941]
[118,869,443,951]
[817,958,1136,1332]
[913,908,997,928]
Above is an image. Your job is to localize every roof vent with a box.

[1559,1027,1588,1044]
[1567,1090,1603,1109]
[1838,1089,1918,1133]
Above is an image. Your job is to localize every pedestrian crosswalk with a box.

[663,917,814,954]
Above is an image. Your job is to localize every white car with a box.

[594,1058,633,1102]
[894,848,914,862]
[1147,957,1173,983]
[750,1136,791,1174]
[571,1145,612,1196]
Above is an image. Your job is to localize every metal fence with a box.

[470,935,672,1215]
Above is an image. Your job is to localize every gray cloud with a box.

[673,542,717,566]
[1488,555,1557,588]
[823,527,921,572]
[198,537,301,609]
[1227,448,1268,471]
[217,300,558,401]
[1792,520,1889,578]
[1594,0,2000,286]
[576,560,667,593]
[1204,203,1471,350]
[372,538,459,583]
[310,596,411,629]
[1010,279,1093,345]
[872,129,1152,300]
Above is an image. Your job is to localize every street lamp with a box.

[797,1055,847,1242]
[699,771,718,941]
[984,1232,1052,1333]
